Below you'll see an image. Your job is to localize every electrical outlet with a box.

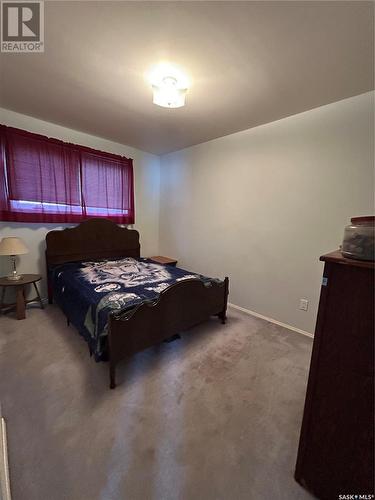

[299,299,309,311]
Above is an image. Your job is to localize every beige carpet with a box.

[0,305,314,500]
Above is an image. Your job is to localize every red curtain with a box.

[0,125,135,224]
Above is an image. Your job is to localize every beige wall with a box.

[159,92,374,334]
[0,108,161,298]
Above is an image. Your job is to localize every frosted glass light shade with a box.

[0,237,28,255]
[152,77,187,108]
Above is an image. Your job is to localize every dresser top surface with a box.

[320,250,375,269]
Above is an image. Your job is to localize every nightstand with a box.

[149,256,178,267]
[0,274,44,320]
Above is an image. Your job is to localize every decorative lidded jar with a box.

[342,216,375,261]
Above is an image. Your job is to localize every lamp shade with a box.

[0,237,28,255]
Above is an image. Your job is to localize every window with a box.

[0,125,135,224]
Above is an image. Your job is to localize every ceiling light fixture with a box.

[152,76,187,108]
[148,63,189,109]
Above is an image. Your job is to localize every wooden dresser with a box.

[295,251,374,499]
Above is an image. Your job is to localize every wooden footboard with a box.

[108,277,229,388]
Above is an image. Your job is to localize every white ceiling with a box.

[0,1,373,155]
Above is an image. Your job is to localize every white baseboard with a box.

[26,297,48,306]
[228,302,314,339]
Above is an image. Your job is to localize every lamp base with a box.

[7,255,22,281]
[6,274,22,281]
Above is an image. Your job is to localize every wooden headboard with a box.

[45,218,140,268]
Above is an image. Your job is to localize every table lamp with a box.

[0,237,29,281]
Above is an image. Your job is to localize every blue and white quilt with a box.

[51,257,218,360]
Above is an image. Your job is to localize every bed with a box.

[45,218,229,388]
